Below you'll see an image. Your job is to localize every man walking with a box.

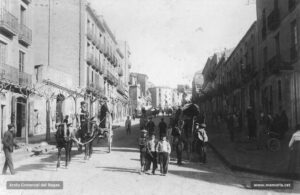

[156,135,171,176]
[146,117,155,136]
[125,116,131,135]
[2,124,19,175]
[159,118,167,139]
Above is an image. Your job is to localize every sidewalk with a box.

[207,122,297,180]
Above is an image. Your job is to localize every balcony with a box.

[19,24,32,46]
[267,55,293,75]
[117,81,125,95]
[19,71,32,87]
[0,63,19,85]
[0,63,32,87]
[268,8,280,31]
[86,53,94,65]
[0,9,18,37]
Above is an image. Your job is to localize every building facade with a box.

[0,0,33,145]
[0,0,132,146]
[256,0,300,127]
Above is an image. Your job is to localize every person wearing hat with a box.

[138,129,148,174]
[159,118,167,140]
[2,124,19,175]
[146,117,155,136]
[194,123,208,164]
[156,134,171,176]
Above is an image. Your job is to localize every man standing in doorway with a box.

[2,124,19,175]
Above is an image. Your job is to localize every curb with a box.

[208,142,300,181]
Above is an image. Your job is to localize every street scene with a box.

[0,0,300,194]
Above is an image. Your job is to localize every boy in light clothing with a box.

[156,135,171,176]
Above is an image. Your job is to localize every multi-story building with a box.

[129,72,152,115]
[149,87,173,109]
[29,0,130,139]
[199,23,257,127]
[0,0,33,144]
[256,0,300,127]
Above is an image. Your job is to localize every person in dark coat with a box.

[138,130,148,174]
[146,117,156,136]
[159,118,167,139]
[288,124,300,178]
[2,124,19,175]
[99,101,109,128]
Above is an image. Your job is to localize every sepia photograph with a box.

[0,0,299,194]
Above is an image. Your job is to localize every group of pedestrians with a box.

[138,130,171,176]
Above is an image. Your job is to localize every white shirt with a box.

[289,130,300,148]
[156,140,171,154]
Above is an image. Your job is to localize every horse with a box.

[55,123,73,169]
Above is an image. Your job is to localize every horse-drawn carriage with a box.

[55,102,113,169]
[172,103,204,161]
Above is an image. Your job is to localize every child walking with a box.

[156,135,171,176]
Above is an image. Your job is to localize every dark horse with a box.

[55,123,73,168]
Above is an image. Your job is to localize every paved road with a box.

[0,116,299,195]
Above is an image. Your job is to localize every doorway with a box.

[16,97,26,137]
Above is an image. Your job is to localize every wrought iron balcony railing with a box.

[0,63,32,87]
[0,8,18,36]
[19,71,32,87]
[19,23,32,46]
[0,63,19,85]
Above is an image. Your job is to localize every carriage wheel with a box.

[267,138,280,152]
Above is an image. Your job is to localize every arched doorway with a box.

[56,94,65,123]
[16,97,26,137]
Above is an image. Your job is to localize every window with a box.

[251,47,254,67]
[0,41,7,65]
[263,47,268,68]
[19,51,25,72]
[275,33,280,56]
[20,6,26,25]
[278,80,282,101]
[0,0,8,9]
[262,9,267,40]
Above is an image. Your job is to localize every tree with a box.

[34,83,56,141]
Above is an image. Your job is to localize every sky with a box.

[89,0,256,88]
